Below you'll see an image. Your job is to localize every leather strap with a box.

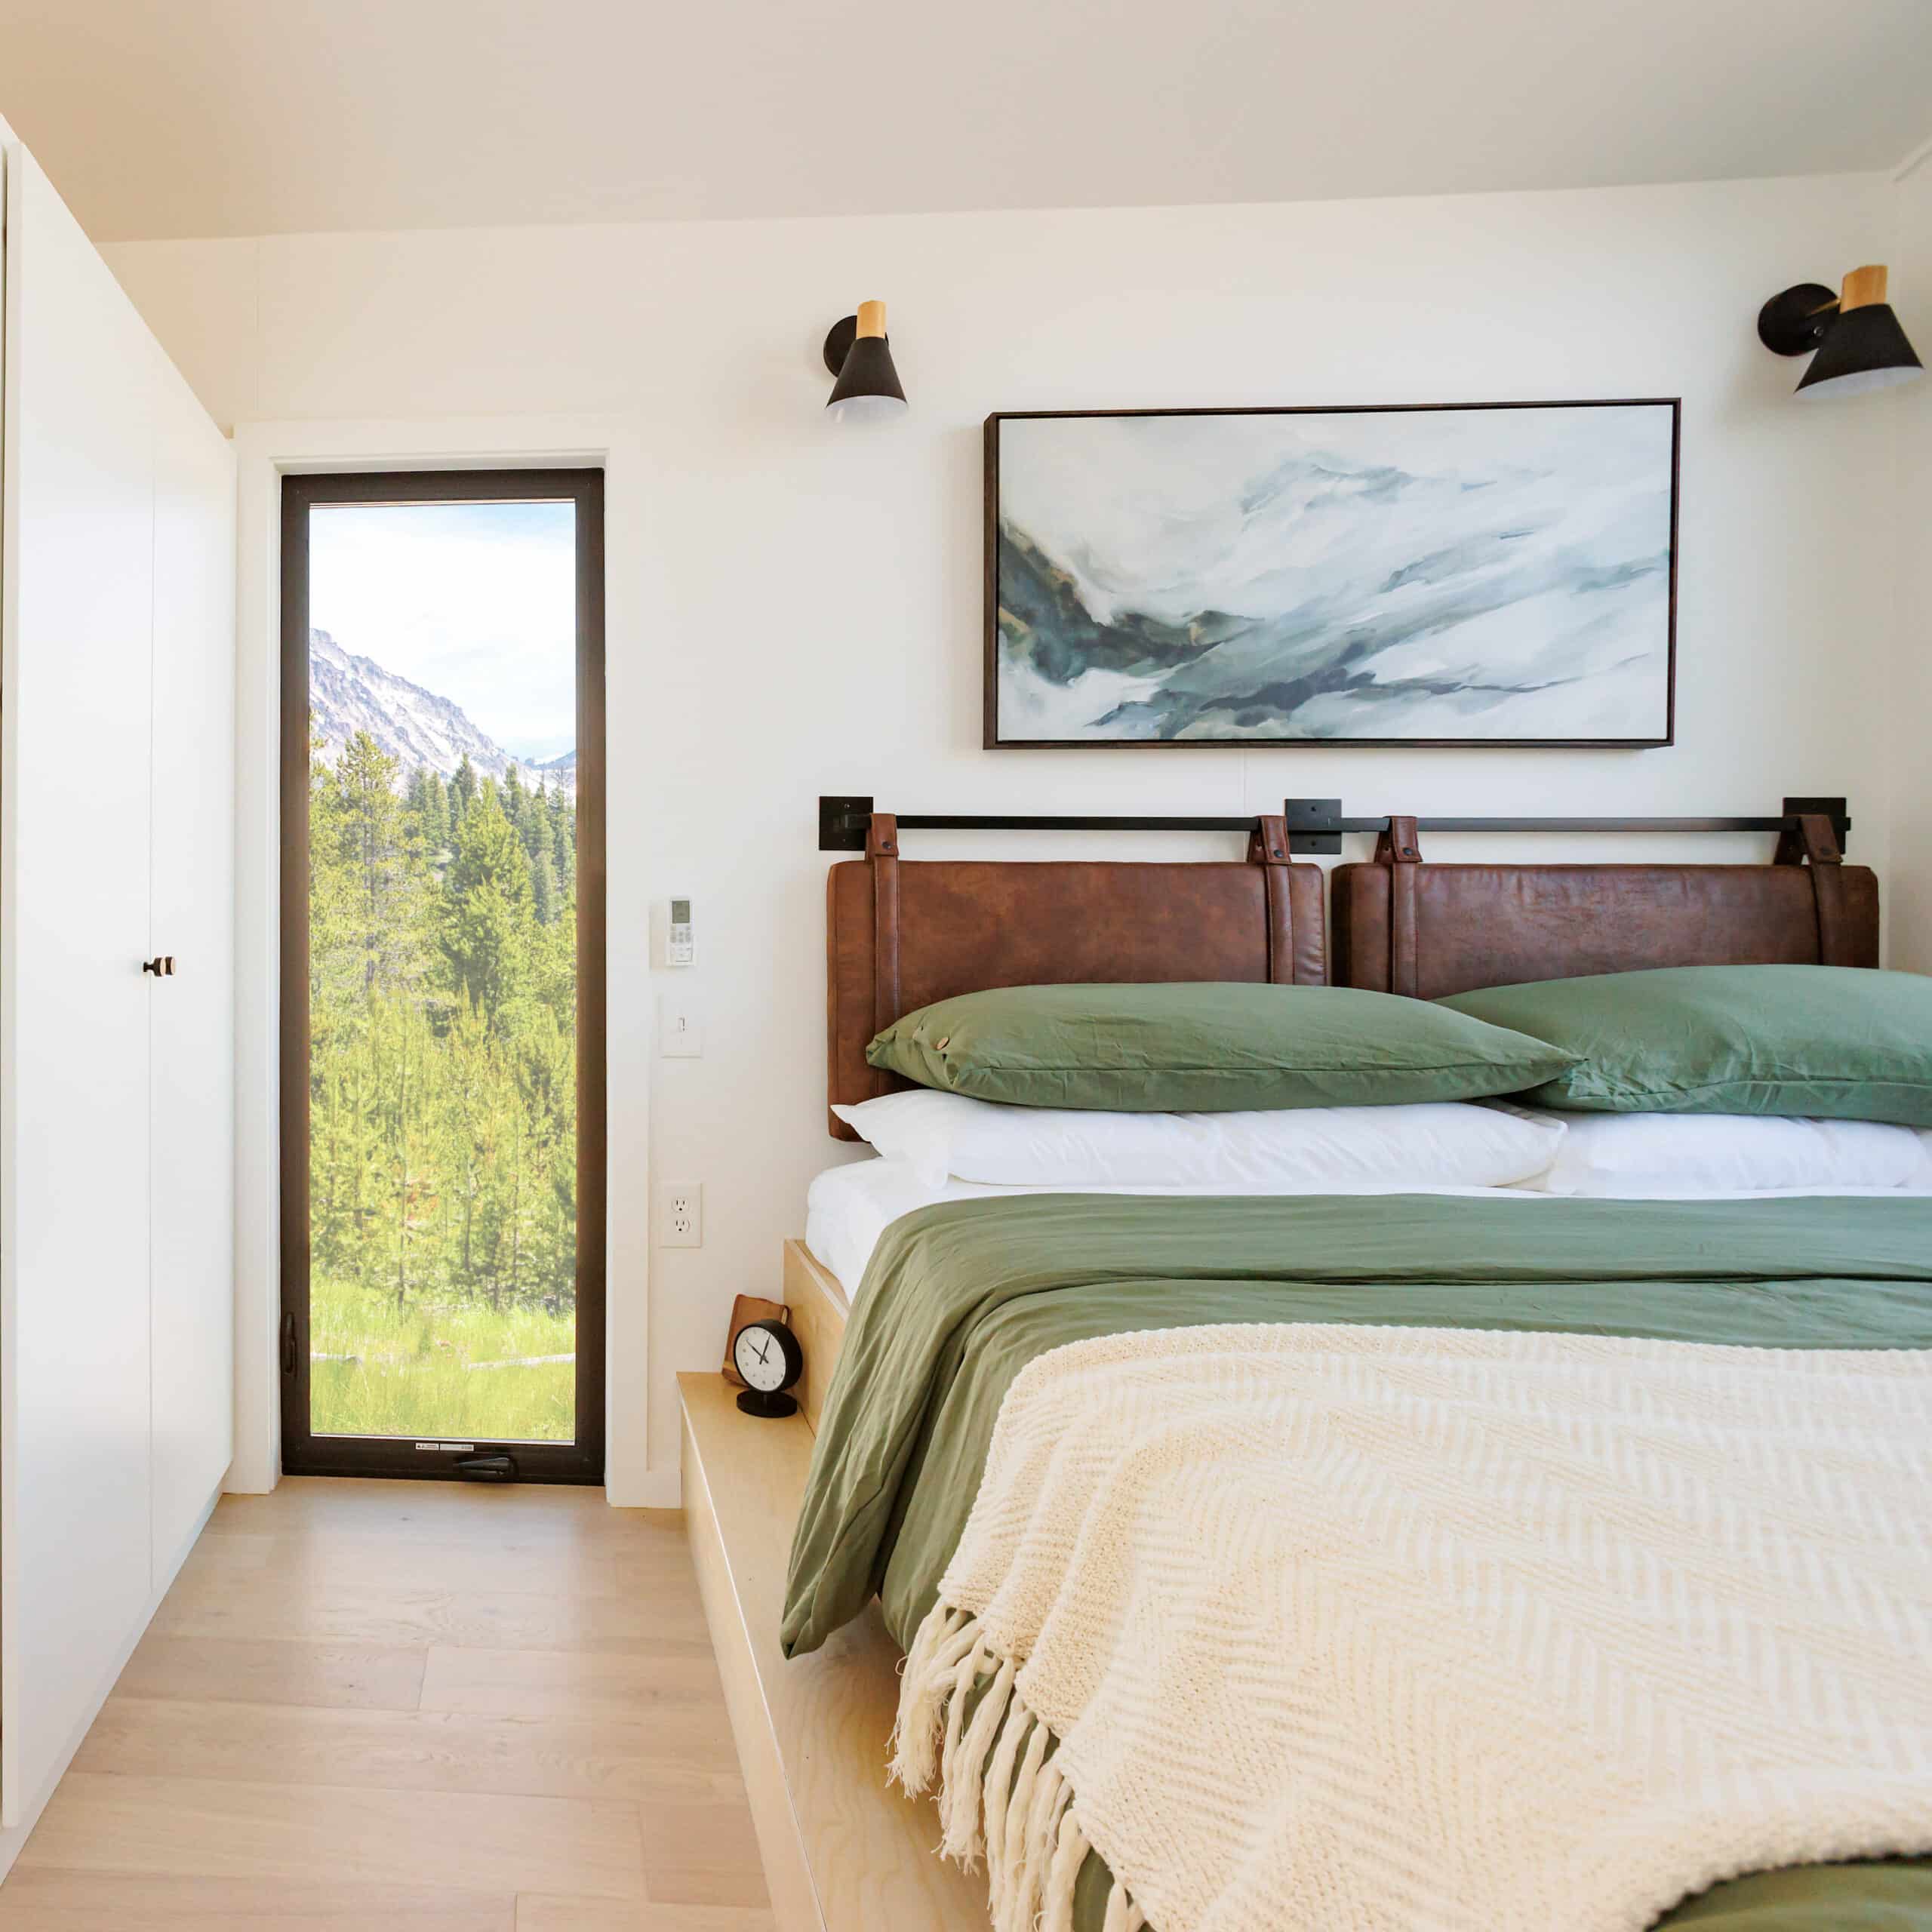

[866,814,901,1086]
[1374,817,1423,997]
[1774,811,1852,967]
[1247,814,1297,983]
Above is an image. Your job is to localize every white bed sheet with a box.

[803,1155,1927,1301]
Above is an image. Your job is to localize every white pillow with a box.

[830,1088,1566,1190]
[1506,1107,1932,1197]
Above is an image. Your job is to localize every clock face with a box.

[734,1321,791,1393]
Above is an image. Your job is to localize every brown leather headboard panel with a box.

[827,813,1326,1137]
[1331,814,1877,999]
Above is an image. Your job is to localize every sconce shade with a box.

[1760,265,1923,400]
[1795,300,1923,399]
[825,299,907,422]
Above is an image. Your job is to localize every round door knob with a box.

[142,956,175,977]
[143,956,164,975]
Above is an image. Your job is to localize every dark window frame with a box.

[279,468,607,1484]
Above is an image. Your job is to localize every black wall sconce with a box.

[1758,264,1922,398]
[823,300,907,423]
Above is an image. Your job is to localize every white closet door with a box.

[147,339,236,1580]
[0,149,158,1825]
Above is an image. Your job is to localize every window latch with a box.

[454,1453,518,1482]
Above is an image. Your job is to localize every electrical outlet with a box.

[660,1180,703,1247]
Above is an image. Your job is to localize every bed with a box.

[784,816,1932,1932]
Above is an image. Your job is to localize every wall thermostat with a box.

[666,897,696,967]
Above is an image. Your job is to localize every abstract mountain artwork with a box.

[985,402,1678,746]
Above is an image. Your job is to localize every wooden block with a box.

[681,1400,823,1932]
[781,1240,848,1434]
[1841,263,1889,310]
[678,1373,986,1932]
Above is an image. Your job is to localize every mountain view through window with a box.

[304,500,580,1443]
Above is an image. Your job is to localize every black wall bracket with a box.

[818,795,1849,857]
[1276,795,1850,856]
[817,795,1300,851]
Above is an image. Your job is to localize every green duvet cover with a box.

[781,1191,1932,1931]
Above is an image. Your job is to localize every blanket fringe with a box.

[1042,1804,1091,1932]
[941,1652,1015,1866]
[981,1694,1032,1885]
[888,1603,977,1792]
[939,1629,991,1805]
[998,1713,1051,1931]
[1101,1875,1147,1932]
[894,1597,1149,1932]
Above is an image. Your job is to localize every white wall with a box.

[104,172,1909,1500]
[1891,151,1932,971]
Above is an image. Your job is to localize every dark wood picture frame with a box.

[279,468,607,1484]
[983,398,1681,750]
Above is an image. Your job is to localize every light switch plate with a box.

[659,997,702,1057]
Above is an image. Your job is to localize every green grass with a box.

[309,1274,576,1443]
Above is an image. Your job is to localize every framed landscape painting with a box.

[983,400,1679,748]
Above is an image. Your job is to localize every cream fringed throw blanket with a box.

[889,1322,1932,1932]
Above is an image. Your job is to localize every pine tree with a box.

[438,785,534,1021]
[551,789,575,895]
[522,783,552,868]
[421,770,451,857]
[402,768,432,866]
[530,842,558,928]
[331,731,425,999]
[450,753,477,826]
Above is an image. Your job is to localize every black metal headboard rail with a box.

[817,795,1850,857]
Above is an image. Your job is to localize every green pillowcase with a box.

[866,982,1577,1112]
[1438,964,1932,1124]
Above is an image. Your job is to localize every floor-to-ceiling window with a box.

[279,470,605,1481]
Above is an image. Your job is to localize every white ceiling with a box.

[0,0,1926,242]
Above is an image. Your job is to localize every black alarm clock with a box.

[732,1317,804,1418]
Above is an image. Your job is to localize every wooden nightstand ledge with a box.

[678,1244,980,1931]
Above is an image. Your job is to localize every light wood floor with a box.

[0,1478,775,1930]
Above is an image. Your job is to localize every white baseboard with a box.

[614,1465,681,1509]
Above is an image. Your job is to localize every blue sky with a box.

[309,499,577,764]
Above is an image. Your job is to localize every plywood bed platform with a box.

[678,1242,977,1932]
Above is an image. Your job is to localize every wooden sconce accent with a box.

[1838,266,1887,313]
